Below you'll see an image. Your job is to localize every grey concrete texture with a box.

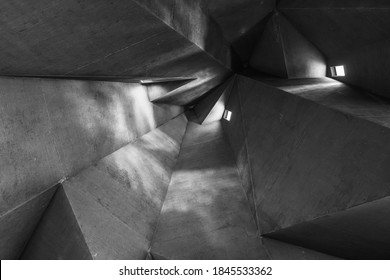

[262,77,390,128]
[0,77,184,260]
[0,185,58,259]
[0,0,166,75]
[134,0,232,69]
[329,38,390,100]
[146,79,196,102]
[151,121,336,260]
[0,1,226,75]
[277,14,326,78]
[205,0,275,44]
[21,186,92,260]
[23,114,187,259]
[223,75,390,238]
[267,196,390,259]
[149,59,231,105]
[249,13,288,78]
[250,12,326,79]
[222,79,258,226]
[278,2,390,59]
[0,77,183,216]
[0,1,231,106]
[151,121,266,259]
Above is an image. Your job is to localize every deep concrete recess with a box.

[151,121,336,260]
[278,1,390,99]
[151,121,265,259]
[223,75,390,258]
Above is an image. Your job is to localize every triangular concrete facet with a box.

[193,75,235,124]
[249,13,288,78]
[20,185,92,260]
[277,13,326,78]
[250,12,326,79]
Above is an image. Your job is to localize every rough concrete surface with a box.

[18,114,187,259]
[0,77,183,215]
[267,196,390,259]
[21,186,92,260]
[151,121,266,259]
[250,12,326,79]
[223,75,390,238]
[0,185,58,259]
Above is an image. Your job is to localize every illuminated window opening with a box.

[223,110,232,121]
[330,65,345,77]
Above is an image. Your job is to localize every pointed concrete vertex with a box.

[266,196,390,259]
[21,185,92,260]
[0,185,58,260]
[249,12,326,79]
[63,114,188,260]
[249,12,288,78]
[150,72,231,105]
[193,75,236,125]
[145,78,196,102]
[63,181,149,260]
[133,0,232,68]
[277,13,326,78]
[20,114,188,260]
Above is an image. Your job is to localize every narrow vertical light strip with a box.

[223,110,232,121]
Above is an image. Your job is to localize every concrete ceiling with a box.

[1,0,389,102]
[0,0,231,105]
[206,0,275,64]
[278,0,390,58]
[206,0,275,43]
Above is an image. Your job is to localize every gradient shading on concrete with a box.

[223,75,390,258]
[13,114,187,260]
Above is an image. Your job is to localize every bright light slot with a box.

[223,110,232,121]
[331,65,345,77]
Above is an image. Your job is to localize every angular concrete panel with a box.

[223,76,390,259]
[249,13,288,78]
[0,76,185,258]
[278,14,326,78]
[0,76,183,213]
[151,121,266,260]
[0,185,58,259]
[21,115,187,259]
[249,12,326,79]
[278,1,390,58]
[329,39,390,99]
[21,186,92,260]
[134,0,232,68]
[0,78,63,214]
[267,197,390,259]
[193,75,235,124]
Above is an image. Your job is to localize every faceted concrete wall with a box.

[0,77,184,259]
[223,75,390,258]
[21,114,187,259]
